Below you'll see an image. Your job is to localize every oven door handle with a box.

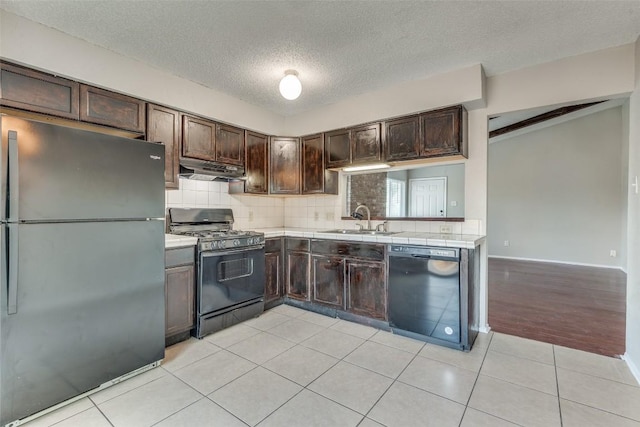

[200,245,264,258]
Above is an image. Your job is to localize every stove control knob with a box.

[233,239,240,247]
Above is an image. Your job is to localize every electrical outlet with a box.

[439,225,452,234]
[248,211,254,222]
[450,201,457,207]
[610,250,617,257]
[314,211,319,221]
[504,240,510,247]
[326,212,334,221]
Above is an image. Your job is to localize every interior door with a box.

[409,177,447,217]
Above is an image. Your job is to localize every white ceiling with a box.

[1,1,639,117]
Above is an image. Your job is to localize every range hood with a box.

[179,157,245,181]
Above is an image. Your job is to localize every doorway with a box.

[486,100,628,357]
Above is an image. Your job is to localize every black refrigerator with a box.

[0,116,166,426]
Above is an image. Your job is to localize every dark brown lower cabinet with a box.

[306,240,387,317]
[286,239,311,301]
[265,238,284,306]
[347,260,386,320]
[165,246,195,342]
[312,255,345,308]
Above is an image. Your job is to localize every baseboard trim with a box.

[488,255,624,271]
[479,325,491,334]
[622,353,640,386]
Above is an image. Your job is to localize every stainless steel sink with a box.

[319,229,398,236]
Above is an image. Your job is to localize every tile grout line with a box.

[238,313,372,426]
[553,345,564,427]
[358,335,427,426]
[456,333,494,427]
[157,364,257,426]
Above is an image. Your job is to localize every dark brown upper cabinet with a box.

[302,134,326,194]
[383,115,421,161]
[80,85,146,133]
[0,61,80,120]
[182,115,216,161]
[147,104,181,189]
[420,105,467,158]
[325,123,382,168]
[325,129,351,168]
[216,123,244,166]
[270,136,301,194]
[302,134,339,195]
[351,123,381,163]
[244,131,269,194]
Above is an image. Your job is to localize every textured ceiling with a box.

[1,1,639,116]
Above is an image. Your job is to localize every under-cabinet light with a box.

[343,163,391,172]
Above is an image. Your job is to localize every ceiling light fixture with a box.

[343,163,391,173]
[279,70,302,100]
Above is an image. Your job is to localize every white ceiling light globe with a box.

[279,71,302,100]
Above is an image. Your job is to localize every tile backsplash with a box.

[166,178,482,235]
[165,178,284,229]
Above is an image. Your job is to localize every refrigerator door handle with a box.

[8,130,19,221]
[7,224,18,314]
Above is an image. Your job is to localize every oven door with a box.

[198,246,266,316]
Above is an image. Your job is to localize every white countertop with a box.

[165,229,485,249]
[252,227,485,249]
[165,234,198,249]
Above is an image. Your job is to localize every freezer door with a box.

[0,220,165,426]
[1,116,165,221]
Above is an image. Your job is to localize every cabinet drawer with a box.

[165,246,195,268]
[286,238,310,252]
[311,240,384,261]
[266,237,282,253]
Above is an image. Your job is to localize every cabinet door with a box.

[245,131,269,194]
[420,106,464,157]
[325,129,351,168]
[312,255,345,309]
[265,251,283,303]
[302,134,325,194]
[0,61,79,120]
[351,123,381,164]
[182,115,216,161]
[147,104,180,189]
[165,265,195,337]
[324,170,339,195]
[80,84,146,133]
[287,251,310,301]
[347,260,386,320]
[270,137,300,194]
[216,123,245,166]
[384,115,420,161]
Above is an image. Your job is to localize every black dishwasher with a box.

[388,245,475,351]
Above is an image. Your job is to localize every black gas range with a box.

[168,208,265,338]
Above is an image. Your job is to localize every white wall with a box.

[625,36,640,382]
[488,107,625,268]
[0,11,285,135]
[284,65,485,136]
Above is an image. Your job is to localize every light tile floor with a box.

[24,305,640,427]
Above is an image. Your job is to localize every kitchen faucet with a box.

[352,204,371,231]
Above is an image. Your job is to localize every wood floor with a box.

[488,258,627,357]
